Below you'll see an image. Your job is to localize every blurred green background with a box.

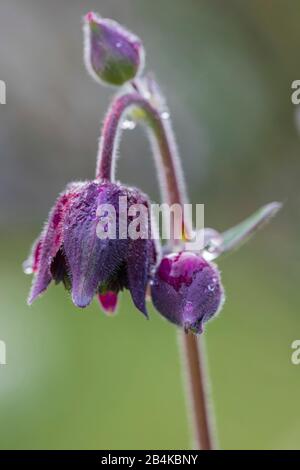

[1,0,300,450]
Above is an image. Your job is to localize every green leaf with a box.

[220,202,282,253]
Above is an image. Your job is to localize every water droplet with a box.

[22,260,33,274]
[208,283,215,292]
[116,41,122,48]
[23,266,33,275]
[202,232,223,261]
[121,119,136,130]
[161,111,170,120]
[184,301,194,316]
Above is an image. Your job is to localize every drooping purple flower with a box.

[24,180,157,316]
[84,12,145,86]
[151,251,224,334]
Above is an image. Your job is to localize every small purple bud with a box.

[84,12,145,86]
[98,291,118,314]
[151,251,225,334]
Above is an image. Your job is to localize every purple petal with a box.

[125,187,158,316]
[126,238,156,317]
[63,182,125,308]
[28,184,80,304]
[182,263,224,332]
[98,291,118,314]
[23,236,43,275]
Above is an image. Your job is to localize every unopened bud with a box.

[151,251,224,334]
[84,12,145,86]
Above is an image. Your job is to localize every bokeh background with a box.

[0,0,299,450]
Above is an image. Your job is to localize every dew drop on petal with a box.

[23,260,33,275]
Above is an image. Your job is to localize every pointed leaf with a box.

[221,202,282,253]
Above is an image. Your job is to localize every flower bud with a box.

[151,251,224,334]
[84,12,145,86]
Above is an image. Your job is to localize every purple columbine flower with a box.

[84,12,145,86]
[151,251,224,334]
[24,12,281,342]
[24,180,157,316]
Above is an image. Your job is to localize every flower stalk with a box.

[97,84,215,449]
[97,92,187,210]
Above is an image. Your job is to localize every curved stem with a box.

[97,92,186,207]
[97,88,215,450]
